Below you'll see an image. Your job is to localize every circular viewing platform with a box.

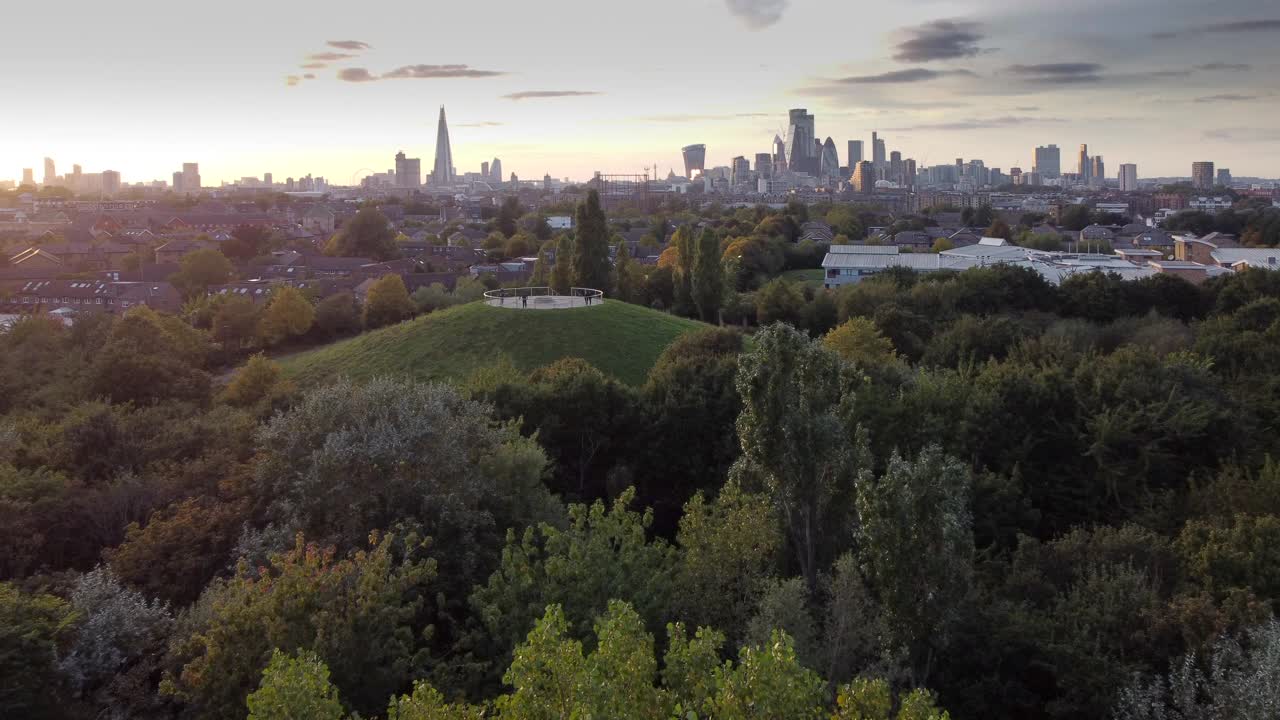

[484,287,605,310]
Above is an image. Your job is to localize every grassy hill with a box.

[281,300,708,387]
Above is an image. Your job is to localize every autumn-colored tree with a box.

[257,286,314,346]
[823,317,899,368]
[362,274,414,328]
[170,247,234,299]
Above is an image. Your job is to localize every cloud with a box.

[1204,127,1280,142]
[1197,62,1252,71]
[382,64,506,79]
[1006,63,1105,84]
[835,68,976,84]
[642,112,773,123]
[308,52,354,61]
[1014,106,1040,111]
[502,90,602,100]
[285,75,301,87]
[300,62,327,69]
[1152,18,1280,39]
[327,40,371,51]
[457,121,505,128]
[337,67,378,82]
[1194,93,1259,103]
[886,116,1065,132]
[303,73,315,80]
[893,19,986,62]
[725,0,788,30]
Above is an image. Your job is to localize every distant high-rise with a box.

[1034,144,1061,178]
[395,151,421,187]
[481,161,490,178]
[1077,145,1090,184]
[754,152,773,179]
[183,163,201,191]
[682,144,707,179]
[889,151,903,185]
[1119,163,1138,192]
[1217,168,1232,187]
[172,171,184,193]
[43,157,55,186]
[851,161,875,194]
[1091,156,1105,188]
[772,135,787,173]
[731,156,751,185]
[786,109,817,175]
[432,106,455,185]
[820,137,839,179]
[490,158,503,184]
[21,168,33,186]
[872,133,886,169]
[102,170,121,196]
[847,140,864,165]
[905,158,917,189]
[1192,161,1214,190]
[264,172,273,187]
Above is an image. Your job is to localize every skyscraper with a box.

[1034,144,1061,178]
[754,152,773,179]
[21,168,33,186]
[1119,163,1138,192]
[820,138,839,180]
[682,144,707,179]
[1091,156,1105,188]
[264,173,273,187]
[889,151,903,185]
[1192,161,1214,190]
[173,171,184,193]
[1217,168,1232,187]
[1077,145,1090,184]
[772,135,787,173]
[183,163,201,191]
[102,170,121,196]
[481,161,490,178]
[872,133,886,169]
[786,109,816,175]
[851,161,874,194]
[432,106,454,186]
[905,159,917,189]
[43,157,55,186]
[491,158,503,184]
[731,156,751,186]
[847,140,864,165]
[395,151,421,187]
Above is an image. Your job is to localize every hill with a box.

[281,300,709,387]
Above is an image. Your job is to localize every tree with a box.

[313,292,361,338]
[325,206,398,260]
[572,190,612,291]
[504,232,533,259]
[824,317,898,368]
[1060,204,1092,231]
[930,238,954,253]
[212,294,261,350]
[246,650,345,720]
[495,197,522,238]
[222,224,271,262]
[171,248,233,298]
[833,678,951,720]
[388,681,486,720]
[531,244,550,286]
[614,240,635,303]
[707,630,827,720]
[362,273,414,328]
[550,235,574,294]
[755,277,805,327]
[219,353,295,411]
[733,323,870,590]
[691,228,724,323]
[985,218,1013,241]
[856,446,972,684]
[257,286,314,346]
[0,583,77,718]
[89,306,212,405]
[672,225,697,314]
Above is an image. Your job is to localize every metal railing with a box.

[483,287,605,307]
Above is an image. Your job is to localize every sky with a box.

[2,0,1279,186]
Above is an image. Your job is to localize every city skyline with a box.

[3,0,1279,185]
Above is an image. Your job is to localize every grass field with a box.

[779,268,825,287]
[281,300,708,387]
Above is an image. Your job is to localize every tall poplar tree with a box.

[691,229,724,323]
[572,190,612,292]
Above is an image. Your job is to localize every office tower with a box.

[731,156,751,185]
[872,133,886,170]
[772,135,787,173]
[544,173,553,191]
[1091,156,1105,187]
[173,171,184,192]
[682,144,707,179]
[43,157,55,186]
[481,161,490,178]
[851,161,875,193]
[1034,144,1061,178]
[71,164,82,190]
[1192,161,1214,190]
[786,109,817,175]
[1119,163,1138,192]
[182,163,201,191]
[889,151,902,184]
[1077,144,1090,184]
[21,168,33,186]
[490,158,503,184]
[394,151,421,187]
[820,137,839,179]
[905,159,917,189]
[846,140,864,166]
[102,170,121,196]
[754,152,773,179]
[432,106,455,185]
[264,173,273,187]
[1217,168,1232,187]
[955,158,964,182]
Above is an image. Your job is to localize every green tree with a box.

[212,294,261,349]
[495,196,522,238]
[614,240,635,302]
[388,681,486,720]
[0,583,77,718]
[550,235,573,294]
[672,225,697,315]
[929,238,954,253]
[171,247,234,298]
[531,244,550,286]
[219,353,295,412]
[733,323,870,589]
[1060,204,1092,231]
[833,678,951,720]
[708,630,826,720]
[362,273,415,328]
[572,190,612,291]
[257,286,315,346]
[325,206,398,260]
[855,446,972,684]
[313,292,361,338]
[823,317,899,368]
[246,650,344,720]
[984,218,1013,241]
[692,228,724,323]
[89,306,212,405]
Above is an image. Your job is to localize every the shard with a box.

[432,106,454,186]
